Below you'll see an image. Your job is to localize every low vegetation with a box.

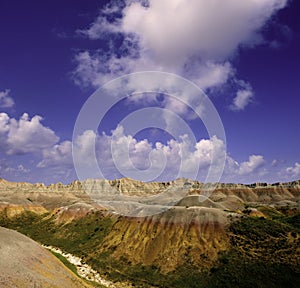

[50,250,78,275]
[0,207,299,288]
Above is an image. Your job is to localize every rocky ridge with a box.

[0,177,299,214]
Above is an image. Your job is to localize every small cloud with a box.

[238,155,265,175]
[268,23,292,49]
[77,16,121,39]
[17,164,30,173]
[0,89,14,108]
[286,162,300,178]
[37,141,72,168]
[271,159,278,167]
[230,88,254,111]
[0,159,30,176]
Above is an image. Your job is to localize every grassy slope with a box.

[0,209,299,288]
[50,250,78,274]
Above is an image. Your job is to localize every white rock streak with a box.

[43,245,116,287]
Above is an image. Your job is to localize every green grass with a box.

[50,250,78,275]
[0,210,113,256]
[277,213,300,230]
[0,209,299,288]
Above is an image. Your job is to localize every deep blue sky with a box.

[0,0,299,184]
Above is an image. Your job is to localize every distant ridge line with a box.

[0,177,300,189]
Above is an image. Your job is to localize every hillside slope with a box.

[0,227,92,288]
[0,178,299,287]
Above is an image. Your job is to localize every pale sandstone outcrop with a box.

[0,177,299,219]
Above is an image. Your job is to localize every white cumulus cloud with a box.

[74,0,288,106]
[37,141,72,168]
[238,155,265,175]
[40,125,270,182]
[0,112,59,155]
[39,125,226,181]
[120,0,286,62]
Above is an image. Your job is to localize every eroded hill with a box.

[0,178,299,287]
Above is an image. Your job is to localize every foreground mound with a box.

[0,227,91,288]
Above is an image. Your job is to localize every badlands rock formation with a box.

[0,177,299,287]
[0,177,299,217]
